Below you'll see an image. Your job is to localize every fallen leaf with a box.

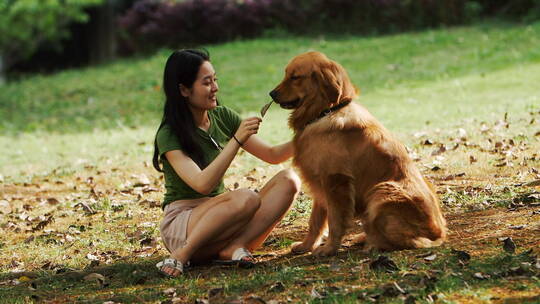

[85,176,94,185]
[74,202,96,215]
[140,237,156,247]
[0,200,11,214]
[310,287,326,299]
[424,254,437,261]
[244,295,266,304]
[33,216,54,231]
[369,256,399,273]
[382,282,406,296]
[416,251,433,258]
[473,272,490,280]
[111,203,124,212]
[208,287,224,299]
[469,155,478,164]
[86,253,100,261]
[138,199,160,208]
[414,131,427,138]
[393,281,406,294]
[133,174,151,187]
[163,287,176,296]
[431,144,447,156]
[141,186,159,193]
[523,179,540,187]
[46,198,60,205]
[89,259,100,268]
[357,291,381,302]
[83,273,105,287]
[495,161,507,167]
[24,236,35,244]
[502,237,516,254]
[268,282,285,292]
[454,128,466,139]
[18,276,32,283]
[41,261,56,270]
[443,173,466,181]
[452,249,471,262]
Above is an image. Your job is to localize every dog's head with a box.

[269,51,357,129]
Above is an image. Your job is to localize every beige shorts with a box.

[160,202,194,253]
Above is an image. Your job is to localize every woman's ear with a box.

[179,84,191,98]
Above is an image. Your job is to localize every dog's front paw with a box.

[312,244,338,257]
[291,241,313,254]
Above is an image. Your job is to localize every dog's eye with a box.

[290,75,301,80]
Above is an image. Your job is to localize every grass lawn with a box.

[0,21,539,303]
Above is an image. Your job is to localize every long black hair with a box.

[153,49,210,172]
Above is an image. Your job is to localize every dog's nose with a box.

[269,90,278,101]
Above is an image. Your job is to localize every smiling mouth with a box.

[278,98,301,109]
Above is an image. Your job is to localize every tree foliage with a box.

[0,0,104,70]
[117,0,540,55]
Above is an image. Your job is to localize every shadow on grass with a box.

[1,244,539,303]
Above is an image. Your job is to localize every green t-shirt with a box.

[156,106,242,207]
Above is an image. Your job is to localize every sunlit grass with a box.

[1,21,539,134]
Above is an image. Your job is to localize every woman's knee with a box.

[230,188,261,216]
[276,169,301,195]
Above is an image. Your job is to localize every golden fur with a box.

[269,51,447,256]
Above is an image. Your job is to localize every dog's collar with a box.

[304,100,352,127]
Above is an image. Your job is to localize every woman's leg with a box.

[219,169,301,259]
[161,189,260,276]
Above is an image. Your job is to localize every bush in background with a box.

[117,0,540,54]
[0,0,106,81]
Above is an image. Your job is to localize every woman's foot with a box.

[156,258,184,277]
[215,247,256,268]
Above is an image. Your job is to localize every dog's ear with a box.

[315,61,357,104]
[315,64,341,104]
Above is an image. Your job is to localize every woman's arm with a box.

[242,135,294,164]
[165,140,239,195]
[165,117,261,195]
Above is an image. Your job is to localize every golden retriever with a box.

[269,51,447,256]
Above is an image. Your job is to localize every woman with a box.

[153,49,300,277]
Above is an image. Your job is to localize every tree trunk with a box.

[0,54,5,85]
[88,0,116,65]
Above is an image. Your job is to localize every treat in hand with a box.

[260,100,273,118]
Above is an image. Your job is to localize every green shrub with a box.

[0,0,104,72]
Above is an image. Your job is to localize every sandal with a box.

[156,258,184,277]
[213,248,256,268]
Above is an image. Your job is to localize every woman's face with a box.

[181,61,219,110]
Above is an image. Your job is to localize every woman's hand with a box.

[235,117,262,144]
